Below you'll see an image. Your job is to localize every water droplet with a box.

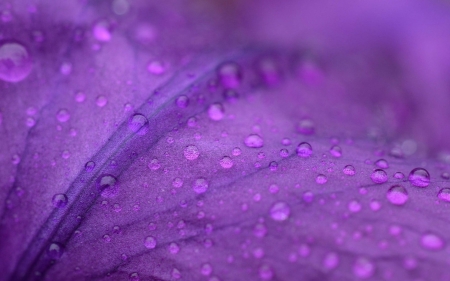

[47,242,63,260]
[26,117,35,127]
[253,223,267,238]
[61,150,71,159]
[128,114,149,135]
[148,158,161,170]
[168,242,180,254]
[96,95,108,107]
[268,184,279,194]
[93,21,112,42]
[144,236,157,249]
[193,178,208,194]
[316,174,328,185]
[56,109,70,123]
[375,159,389,169]
[270,202,290,221]
[174,95,189,108]
[441,172,450,180]
[219,156,233,169]
[348,200,362,213]
[244,134,264,148]
[302,191,314,203]
[208,103,225,121]
[171,268,181,279]
[437,188,450,202]
[201,263,213,276]
[184,145,200,160]
[269,161,278,171]
[218,62,242,89]
[393,172,404,179]
[172,177,183,188]
[75,91,85,103]
[370,169,388,184]
[329,146,342,158]
[257,57,280,85]
[0,42,32,82]
[420,233,444,251]
[85,161,96,172]
[279,149,289,158]
[258,264,274,280]
[97,175,119,198]
[147,60,166,75]
[370,199,381,211]
[296,119,315,135]
[232,147,242,156]
[296,142,312,158]
[223,89,239,103]
[353,257,374,279]
[343,165,355,176]
[129,272,140,281]
[323,252,339,270]
[408,168,430,187]
[52,193,68,208]
[386,185,408,205]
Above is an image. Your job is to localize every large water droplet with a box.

[144,236,157,249]
[296,142,312,158]
[208,103,225,121]
[128,113,149,135]
[437,188,450,202]
[386,185,408,205]
[353,257,374,279]
[217,62,242,89]
[0,42,32,82]
[420,233,444,251]
[193,178,208,194]
[52,193,68,208]
[370,169,388,184]
[244,134,264,148]
[184,145,200,160]
[408,168,430,187]
[270,201,290,221]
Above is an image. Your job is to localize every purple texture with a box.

[1,0,450,280]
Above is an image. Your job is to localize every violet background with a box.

[1,0,450,280]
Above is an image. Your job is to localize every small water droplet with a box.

[93,20,111,42]
[47,242,63,260]
[269,161,278,171]
[144,236,157,249]
[279,149,289,158]
[232,147,242,156]
[201,263,213,276]
[296,119,315,135]
[172,177,183,188]
[219,156,233,169]
[353,257,374,279]
[343,165,355,176]
[323,252,339,270]
[329,146,342,158]
[148,158,161,170]
[420,233,444,251]
[408,168,430,187]
[296,142,312,158]
[129,272,140,281]
[97,175,119,198]
[168,242,180,254]
[52,193,68,208]
[316,174,328,185]
[386,185,408,205]
[270,202,290,221]
[348,200,362,213]
[184,145,200,160]
[441,172,450,180]
[218,62,242,89]
[61,150,70,159]
[208,103,225,121]
[172,268,181,279]
[375,159,389,169]
[175,95,189,108]
[370,169,388,184]
[75,91,85,103]
[147,60,166,75]
[85,161,96,172]
[437,188,450,202]
[96,95,108,107]
[0,42,32,83]
[193,178,208,194]
[393,172,404,179]
[244,134,264,148]
[56,109,70,123]
[258,264,273,280]
[128,114,149,135]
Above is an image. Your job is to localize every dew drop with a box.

[343,165,355,176]
[408,168,430,187]
[85,161,96,172]
[223,89,239,102]
[232,147,242,156]
[280,149,289,158]
[437,188,450,202]
[296,119,315,135]
[128,113,149,135]
[201,263,213,276]
[393,172,404,179]
[56,109,70,123]
[375,159,389,169]
[208,103,225,121]
[52,193,68,208]
[329,145,342,158]
[441,172,450,180]
[93,21,111,42]
[219,156,233,169]
[193,178,208,194]
[171,268,181,279]
[97,175,119,198]
[75,91,85,103]
[420,233,444,251]
[217,62,242,89]
[296,142,312,158]
[129,273,140,281]
[323,252,339,270]
[370,169,388,184]
[175,95,189,108]
[269,161,278,171]
[316,174,328,185]
[148,158,161,170]
[258,264,273,280]
[253,223,267,238]
[0,42,32,83]
[244,134,264,148]
[348,200,362,213]
[96,95,108,107]
[386,185,408,205]
[172,177,183,188]
[47,242,63,260]
[144,236,157,249]
[184,145,200,160]
[270,201,290,221]
[353,257,374,279]
[168,242,180,254]
[147,60,166,75]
